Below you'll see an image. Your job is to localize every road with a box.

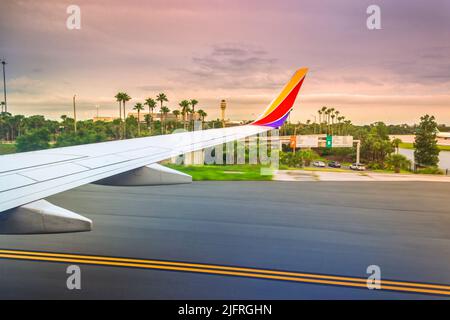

[1,181,450,299]
[273,169,450,182]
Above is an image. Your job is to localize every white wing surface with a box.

[0,68,307,233]
[0,125,268,213]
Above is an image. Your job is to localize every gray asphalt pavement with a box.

[1,181,450,299]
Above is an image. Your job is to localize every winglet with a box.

[251,68,308,128]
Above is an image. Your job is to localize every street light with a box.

[1,60,7,113]
[73,95,77,133]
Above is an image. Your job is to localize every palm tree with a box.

[344,120,351,135]
[13,115,24,138]
[329,107,335,124]
[189,99,198,114]
[387,153,411,173]
[133,102,144,136]
[337,116,345,135]
[334,110,340,134]
[121,93,131,138]
[324,108,331,134]
[156,93,168,113]
[392,138,402,154]
[161,106,170,118]
[144,114,151,130]
[160,106,170,134]
[320,106,327,133]
[179,100,191,130]
[114,92,124,138]
[197,109,207,129]
[144,98,157,131]
[122,93,131,120]
[114,92,123,121]
[197,109,207,122]
[189,99,198,129]
[172,110,181,126]
[335,110,340,121]
[331,113,336,135]
[321,106,327,119]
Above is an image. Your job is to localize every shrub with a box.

[386,154,412,173]
[280,151,303,168]
[416,167,443,175]
[280,150,320,168]
[367,162,384,170]
[15,128,50,152]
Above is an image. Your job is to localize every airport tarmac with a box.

[1,181,450,299]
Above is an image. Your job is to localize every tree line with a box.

[281,109,442,172]
[0,92,215,152]
[0,99,444,173]
[113,92,208,137]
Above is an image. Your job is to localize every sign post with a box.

[290,136,297,154]
[356,140,360,164]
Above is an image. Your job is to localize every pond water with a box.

[399,148,450,171]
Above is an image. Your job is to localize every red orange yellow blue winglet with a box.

[251,68,308,128]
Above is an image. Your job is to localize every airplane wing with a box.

[0,68,308,234]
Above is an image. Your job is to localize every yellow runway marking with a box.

[0,249,449,296]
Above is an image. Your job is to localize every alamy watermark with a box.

[366,264,381,289]
[66,5,81,30]
[366,5,382,30]
[66,265,81,290]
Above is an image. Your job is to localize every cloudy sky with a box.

[1,0,449,124]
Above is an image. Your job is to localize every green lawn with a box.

[165,164,273,181]
[399,142,450,151]
[371,169,413,174]
[0,143,16,155]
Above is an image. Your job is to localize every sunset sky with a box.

[1,0,450,124]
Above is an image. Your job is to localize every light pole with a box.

[1,60,7,113]
[73,95,77,133]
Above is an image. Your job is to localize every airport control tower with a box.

[220,99,226,127]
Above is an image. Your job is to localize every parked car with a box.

[350,163,366,171]
[328,161,341,168]
[312,161,326,168]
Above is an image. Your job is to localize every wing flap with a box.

[0,174,36,192]
[20,163,88,182]
[0,152,86,174]
[75,154,128,169]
